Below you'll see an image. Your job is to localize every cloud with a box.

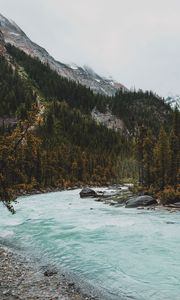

[0,0,180,96]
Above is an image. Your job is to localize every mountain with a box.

[0,11,173,137]
[165,95,180,110]
[0,13,126,96]
[0,51,127,198]
[3,43,172,135]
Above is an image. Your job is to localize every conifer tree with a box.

[142,129,155,187]
[169,108,180,188]
[136,126,147,185]
[153,128,171,189]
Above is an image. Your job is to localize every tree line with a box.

[137,108,180,204]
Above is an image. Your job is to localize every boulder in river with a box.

[125,195,157,208]
[80,188,98,198]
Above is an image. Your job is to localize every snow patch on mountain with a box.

[165,95,180,109]
[68,63,79,70]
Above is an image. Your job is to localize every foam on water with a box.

[0,190,180,299]
[0,230,14,238]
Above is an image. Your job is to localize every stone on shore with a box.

[125,195,157,208]
[44,269,58,277]
[80,188,98,198]
[165,202,180,209]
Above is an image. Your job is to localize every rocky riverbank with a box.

[0,246,97,300]
[79,187,180,212]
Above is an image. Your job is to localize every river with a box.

[0,189,180,299]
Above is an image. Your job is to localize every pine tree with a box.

[142,129,155,187]
[153,128,171,189]
[136,126,147,185]
[169,108,180,188]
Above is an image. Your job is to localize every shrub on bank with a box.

[157,185,180,205]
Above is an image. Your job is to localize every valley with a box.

[0,10,179,300]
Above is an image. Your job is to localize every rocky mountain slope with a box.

[0,13,126,96]
[0,12,173,136]
[0,29,6,55]
[91,108,124,131]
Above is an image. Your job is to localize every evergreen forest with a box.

[0,45,179,211]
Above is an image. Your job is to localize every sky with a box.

[0,0,180,97]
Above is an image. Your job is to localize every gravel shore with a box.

[0,246,97,300]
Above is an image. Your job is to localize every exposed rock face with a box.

[0,13,127,96]
[0,29,5,55]
[91,108,124,131]
[125,196,157,208]
[80,188,98,198]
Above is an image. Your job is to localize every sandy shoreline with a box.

[0,246,98,300]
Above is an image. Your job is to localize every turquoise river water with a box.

[0,189,180,299]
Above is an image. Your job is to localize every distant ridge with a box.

[0,12,127,96]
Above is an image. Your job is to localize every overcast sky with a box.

[1,0,180,96]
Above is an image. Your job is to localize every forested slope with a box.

[0,45,179,208]
[0,51,129,207]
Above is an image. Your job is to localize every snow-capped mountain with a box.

[0,13,126,96]
[165,95,180,110]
